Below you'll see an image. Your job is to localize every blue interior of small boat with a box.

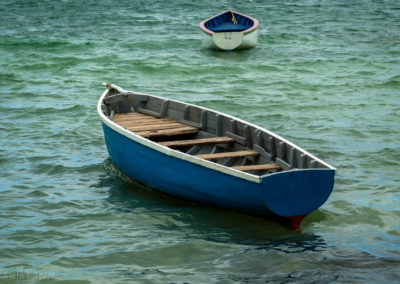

[204,11,254,33]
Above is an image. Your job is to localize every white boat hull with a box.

[201,29,258,50]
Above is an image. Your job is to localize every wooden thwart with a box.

[113,112,198,138]
[127,122,185,132]
[113,112,147,121]
[136,126,198,138]
[231,164,281,171]
[118,119,176,127]
[114,112,144,118]
[196,150,258,160]
[115,116,162,123]
[160,136,234,147]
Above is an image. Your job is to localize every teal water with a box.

[1,0,399,283]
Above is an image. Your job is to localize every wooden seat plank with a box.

[115,112,144,116]
[195,150,259,160]
[160,136,234,147]
[113,112,198,138]
[118,119,177,128]
[118,117,173,124]
[114,112,145,117]
[136,126,198,138]
[113,112,156,123]
[114,116,160,123]
[231,164,281,171]
[113,112,148,120]
[127,122,188,132]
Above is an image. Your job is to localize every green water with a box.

[1,0,399,283]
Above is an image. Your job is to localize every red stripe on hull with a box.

[286,215,307,229]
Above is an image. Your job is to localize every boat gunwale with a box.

[97,86,336,184]
[199,10,259,35]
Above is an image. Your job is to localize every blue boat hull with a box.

[102,123,335,224]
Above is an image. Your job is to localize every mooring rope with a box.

[231,11,238,24]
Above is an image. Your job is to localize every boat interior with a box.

[101,89,328,177]
[204,11,254,33]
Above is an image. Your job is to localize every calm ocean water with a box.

[1,0,399,283]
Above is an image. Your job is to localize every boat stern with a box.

[261,169,335,227]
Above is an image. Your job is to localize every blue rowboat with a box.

[199,10,258,50]
[98,83,335,228]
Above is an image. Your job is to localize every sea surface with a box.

[1,0,399,283]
